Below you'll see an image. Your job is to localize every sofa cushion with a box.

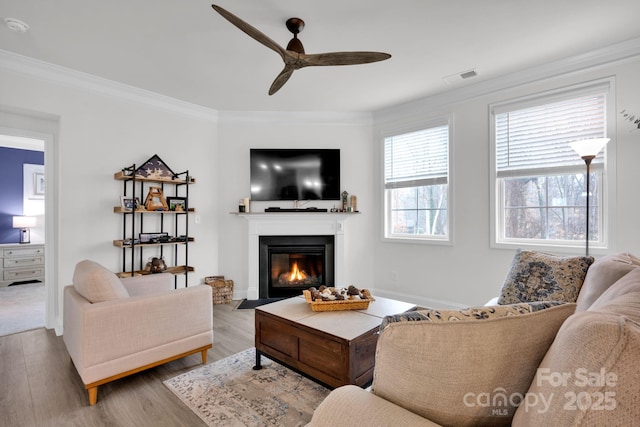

[586,266,640,319]
[512,308,640,426]
[498,250,594,305]
[576,252,640,311]
[380,301,566,330]
[72,260,129,303]
[372,303,576,427]
[308,385,441,427]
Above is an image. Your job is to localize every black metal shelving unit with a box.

[114,164,194,288]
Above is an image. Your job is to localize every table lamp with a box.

[12,216,37,244]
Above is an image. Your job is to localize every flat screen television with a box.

[250,149,340,201]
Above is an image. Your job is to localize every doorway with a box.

[0,107,58,333]
[0,134,46,335]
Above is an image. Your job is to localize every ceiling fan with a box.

[211,4,391,95]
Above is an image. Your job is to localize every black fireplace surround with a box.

[259,235,335,298]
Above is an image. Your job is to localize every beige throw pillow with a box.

[498,250,594,305]
[72,259,129,303]
[372,303,576,427]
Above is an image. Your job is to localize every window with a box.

[491,83,611,249]
[384,121,451,242]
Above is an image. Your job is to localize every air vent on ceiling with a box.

[443,68,478,85]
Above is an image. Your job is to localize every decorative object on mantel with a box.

[341,191,349,211]
[238,197,250,213]
[350,194,358,212]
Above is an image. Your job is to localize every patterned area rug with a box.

[164,348,330,426]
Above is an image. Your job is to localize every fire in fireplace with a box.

[259,235,334,298]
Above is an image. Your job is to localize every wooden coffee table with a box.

[254,295,416,388]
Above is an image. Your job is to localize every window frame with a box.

[381,115,454,245]
[489,79,617,254]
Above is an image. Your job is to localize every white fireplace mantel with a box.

[236,212,359,300]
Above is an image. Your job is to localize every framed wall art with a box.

[24,163,45,200]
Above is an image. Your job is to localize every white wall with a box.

[372,55,640,308]
[0,65,219,331]
[2,45,639,331]
[215,112,376,299]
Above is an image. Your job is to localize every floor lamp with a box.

[569,138,610,256]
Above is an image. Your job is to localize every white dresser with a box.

[0,243,45,287]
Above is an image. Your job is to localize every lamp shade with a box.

[12,216,37,228]
[569,138,610,158]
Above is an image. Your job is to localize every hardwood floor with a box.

[0,301,255,427]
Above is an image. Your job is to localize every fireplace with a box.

[241,212,355,300]
[259,235,335,298]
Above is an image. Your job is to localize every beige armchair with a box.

[63,260,213,405]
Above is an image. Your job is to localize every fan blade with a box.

[212,5,286,60]
[269,65,296,95]
[300,51,391,67]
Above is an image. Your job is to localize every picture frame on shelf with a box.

[167,196,187,212]
[120,196,141,212]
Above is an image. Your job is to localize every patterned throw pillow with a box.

[380,301,566,331]
[497,250,594,305]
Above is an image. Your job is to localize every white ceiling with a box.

[2,0,640,112]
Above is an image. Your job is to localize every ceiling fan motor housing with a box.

[285,18,305,53]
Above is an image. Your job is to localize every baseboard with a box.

[368,288,469,310]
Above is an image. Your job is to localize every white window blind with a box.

[496,93,606,177]
[384,126,449,189]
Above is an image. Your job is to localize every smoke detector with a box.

[4,18,29,33]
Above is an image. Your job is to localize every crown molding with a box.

[219,110,372,125]
[375,36,640,120]
[0,49,218,122]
